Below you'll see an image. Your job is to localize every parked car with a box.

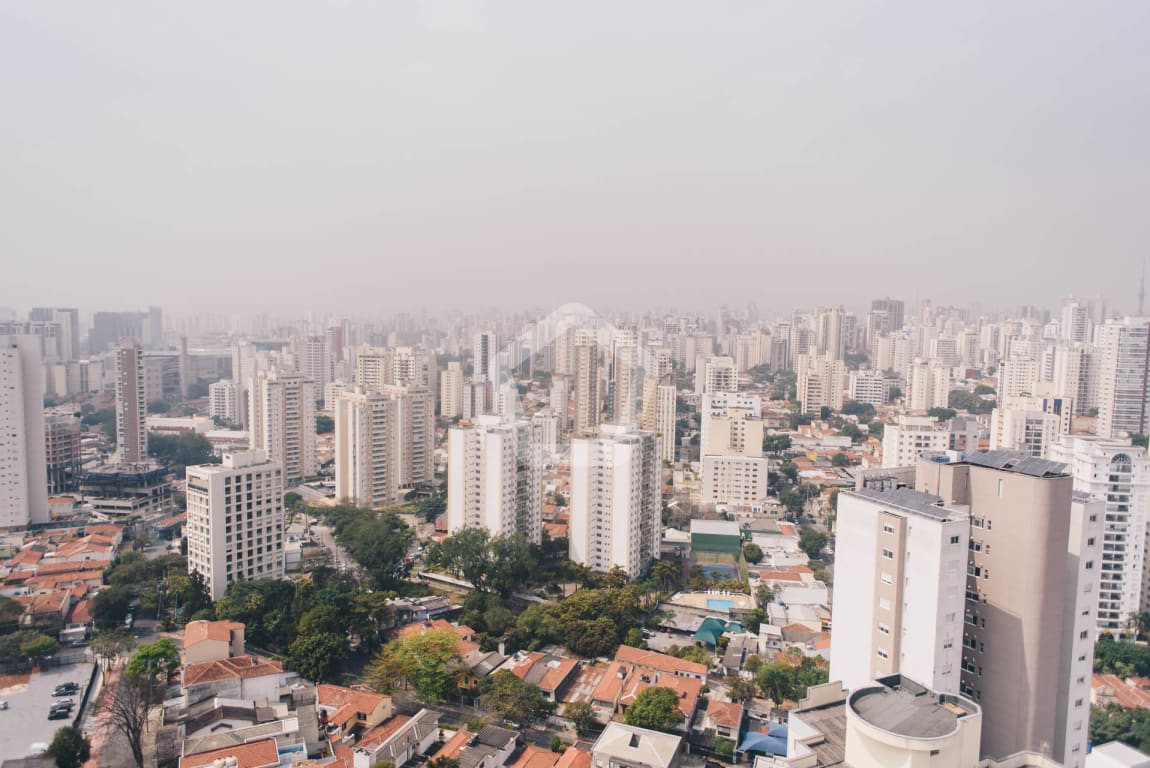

[53,683,79,696]
[47,709,69,720]
[70,640,89,648]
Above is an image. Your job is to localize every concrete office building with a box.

[44,414,82,495]
[115,339,148,464]
[249,371,317,487]
[447,415,543,543]
[0,335,48,527]
[915,452,1101,767]
[830,487,969,695]
[334,390,399,509]
[1049,435,1150,633]
[186,451,285,601]
[570,425,660,577]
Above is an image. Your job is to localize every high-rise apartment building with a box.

[0,335,48,527]
[848,370,889,407]
[796,353,845,414]
[1096,318,1150,438]
[699,392,767,506]
[440,361,464,419]
[914,452,1100,766]
[208,379,240,425]
[830,487,969,694]
[574,334,600,434]
[989,396,1072,458]
[871,298,905,333]
[816,306,846,361]
[905,357,951,412]
[447,415,543,543]
[382,385,434,487]
[473,331,498,382]
[115,339,148,464]
[300,335,332,392]
[249,371,317,487]
[44,414,82,495]
[1049,435,1150,633]
[334,390,399,509]
[550,378,570,432]
[611,336,639,426]
[695,356,737,395]
[186,451,285,601]
[641,374,677,464]
[569,425,660,577]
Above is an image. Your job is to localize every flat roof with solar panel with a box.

[961,450,1069,478]
[847,487,967,522]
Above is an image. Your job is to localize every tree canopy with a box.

[44,726,91,768]
[480,669,557,727]
[366,628,461,702]
[425,528,543,596]
[623,686,682,732]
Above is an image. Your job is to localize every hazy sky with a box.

[3,2,1149,316]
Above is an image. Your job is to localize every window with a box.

[880,572,893,585]
[882,548,894,560]
[877,648,889,659]
[883,523,895,534]
[878,623,890,635]
[950,535,961,544]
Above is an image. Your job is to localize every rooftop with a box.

[690,519,742,537]
[848,675,978,739]
[592,722,682,768]
[178,737,279,768]
[848,487,964,522]
[961,450,1069,478]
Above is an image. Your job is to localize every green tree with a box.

[928,407,957,421]
[623,686,683,732]
[92,585,134,629]
[20,633,59,659]
[44,726,91,768]
[287,631,347,683]
[726,675,757,702]
[92,630,136,671]
[566,700,598,736]
[757,664,793,704]
[367,628,460,702]
[148,432,217,470]
[481,670,557,727]
[299,604,347,638]
[1133,435,1150,449]
[316,414,335,434]
[743,543,764,564]
[799,528,829,560]
[714,736,735,759]
[841,401,876,420]
[1091,703,1150,753]
[126,638,181,681]
[146,400,170,414]
[974,384,996,396]
[762,434,792,456]
[831,452,851,468]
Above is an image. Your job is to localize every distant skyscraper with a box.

[905,357,951,412]
[301,335,332,391]
[186,450,284,601]
[796,353,845,414]
[440,361,464,419]
[90,311,145,354]
[641,374,677,464]
[569,425,660,577]
[0,335,48,527]
[44,414,82,495]
[815,306,846,361]
[611,336,639,427]
[695,356,737,395]
[473,331,498,382]
[249,370,317,487]
[447,415,543,543]
[871,298,906,333]
[114,339,148,464]
[574,333,600,434]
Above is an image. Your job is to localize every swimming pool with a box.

[706,598,735,612]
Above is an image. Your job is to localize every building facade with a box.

[115,338,148,463]
[186,451,285,601]
[0,335,48,526]
[249,370,317,487]
[334,390,399,509]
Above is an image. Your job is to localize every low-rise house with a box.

[501,651,581,702]
[591,723,683,768]
[179,736,281,768]
[433,726,519,768]
[352,709,440,768]
[703,699,744,740]
[614,646,708,681]
[183,619,246,664]
[722,634,759,676]
[317,684,393,740]
[182,656,287,703]
[387,595,453,626]
[617,672,702,732]
[1093,674,1150,710]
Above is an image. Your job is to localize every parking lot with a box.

[0,661,95,760]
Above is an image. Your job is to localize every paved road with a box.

[312,523,353,573]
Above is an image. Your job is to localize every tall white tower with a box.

[0,335,48,526]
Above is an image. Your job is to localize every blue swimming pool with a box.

[706,598,735,612]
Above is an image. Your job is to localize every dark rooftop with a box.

[962,451,1068,478]
[848,487,964,522]
[848,675,978,739]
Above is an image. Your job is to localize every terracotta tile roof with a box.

[7,549,44,567]
[179,737,279,768]
[317,684,390,728]
[68,597,93,625]
[331,742,356,768]
[510,746,561,768]
[618,673,701,719]
[356,715,412,749]
[36,559,109,575]
[554,747,591,768]
[1093,674,1150,709]
[184,619,244,648]
[543,522,569,539]
[432,730,473,760]
[183,656,284,686]
[707,699,744,729]
[615,645,707,677]
[28,589,71,615]
[591,661,631,704]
